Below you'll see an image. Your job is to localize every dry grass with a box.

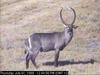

[0,0,100,74]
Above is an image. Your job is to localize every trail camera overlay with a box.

[0,0,100,75]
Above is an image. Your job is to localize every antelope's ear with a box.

[73,25,78,29]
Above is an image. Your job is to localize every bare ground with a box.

[0,0,100,75]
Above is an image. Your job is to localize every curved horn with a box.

[60,7,76,27]
[70,7,76,26]
[60,7,68,27]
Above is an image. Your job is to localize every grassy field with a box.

[0,0,100,74]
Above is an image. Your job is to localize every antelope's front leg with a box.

[54,49,60,67]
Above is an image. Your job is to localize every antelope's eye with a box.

[68,28,72,32]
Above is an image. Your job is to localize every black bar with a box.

[0,71,68,75]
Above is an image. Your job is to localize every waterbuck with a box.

[24,7,77,69]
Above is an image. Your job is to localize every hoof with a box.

[54,63,58,67]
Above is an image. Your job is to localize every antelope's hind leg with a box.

[31,50,39,68]
[26,53,31,69]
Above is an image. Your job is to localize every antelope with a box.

[24,7,77,69]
